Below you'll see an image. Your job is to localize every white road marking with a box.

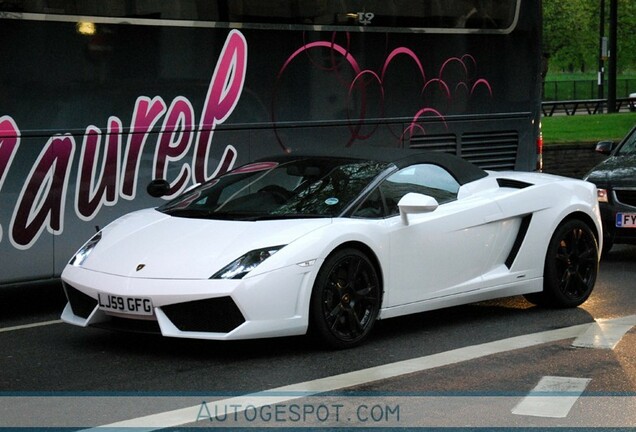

[0,319,63,333]
[85,323,592,430]
[511,376,591,418]
[572,314,636,349]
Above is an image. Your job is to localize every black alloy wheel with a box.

[310,248,381,349]
[526,219,598,308]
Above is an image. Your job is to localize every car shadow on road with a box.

[2,275,599,365]
[601,244,636,263]
[371,295,595,345]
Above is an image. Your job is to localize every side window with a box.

[352,188,385,218]
[380,164,460,216]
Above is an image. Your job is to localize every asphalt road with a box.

[1,246,635,429]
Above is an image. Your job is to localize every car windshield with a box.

[158,158,391,220]
[616,129,636,156]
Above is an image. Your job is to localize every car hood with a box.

[80,208,331,279]
[585,155,636,188]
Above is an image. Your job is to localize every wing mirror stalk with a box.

[398,193,439,225]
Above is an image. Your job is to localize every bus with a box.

[0,0,542,285]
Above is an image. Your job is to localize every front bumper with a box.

[60,262,319,340]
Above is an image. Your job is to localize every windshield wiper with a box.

[163,208,329,221]
[243,214,329,221]
[163,208,242,220]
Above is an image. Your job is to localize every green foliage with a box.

[618,0,636,72]
[544,0,636,74]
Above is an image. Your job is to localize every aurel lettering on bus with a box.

[0,29,494,253]
[0,30,246,250]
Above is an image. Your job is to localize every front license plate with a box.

[97,293,154,316]
[616,213,636,228]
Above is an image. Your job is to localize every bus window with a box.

[1,1,519,32]
[227,0,519,32]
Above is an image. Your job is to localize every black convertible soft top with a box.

[255,147,488,186]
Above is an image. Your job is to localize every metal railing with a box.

[543,78,636,101]
[541,97,636,116]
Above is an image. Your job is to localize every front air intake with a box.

[63,283,98,319]
[162,297,246,333]
[614,188,636,207]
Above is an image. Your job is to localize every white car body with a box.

[61,150,602,348]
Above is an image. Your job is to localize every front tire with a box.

[525,219,598,308]
[309,248,381,349]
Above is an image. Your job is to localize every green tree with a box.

[544,0,636,74]
[617,0,636,72]
[543,0,598,73]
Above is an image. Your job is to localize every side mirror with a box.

[595,141,614,155]
[398,193,439,225]
[147,179,170,198]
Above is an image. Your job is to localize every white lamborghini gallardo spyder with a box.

[61,148,602,348]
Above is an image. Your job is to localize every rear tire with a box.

[309,248,381,349]
[525,219,598,308]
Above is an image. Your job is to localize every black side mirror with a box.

[595,141,614,155]
[147,179,170,198]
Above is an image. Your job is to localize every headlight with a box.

[69,231,102,267]
[211,246,285,279]
[597,188,609,203]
